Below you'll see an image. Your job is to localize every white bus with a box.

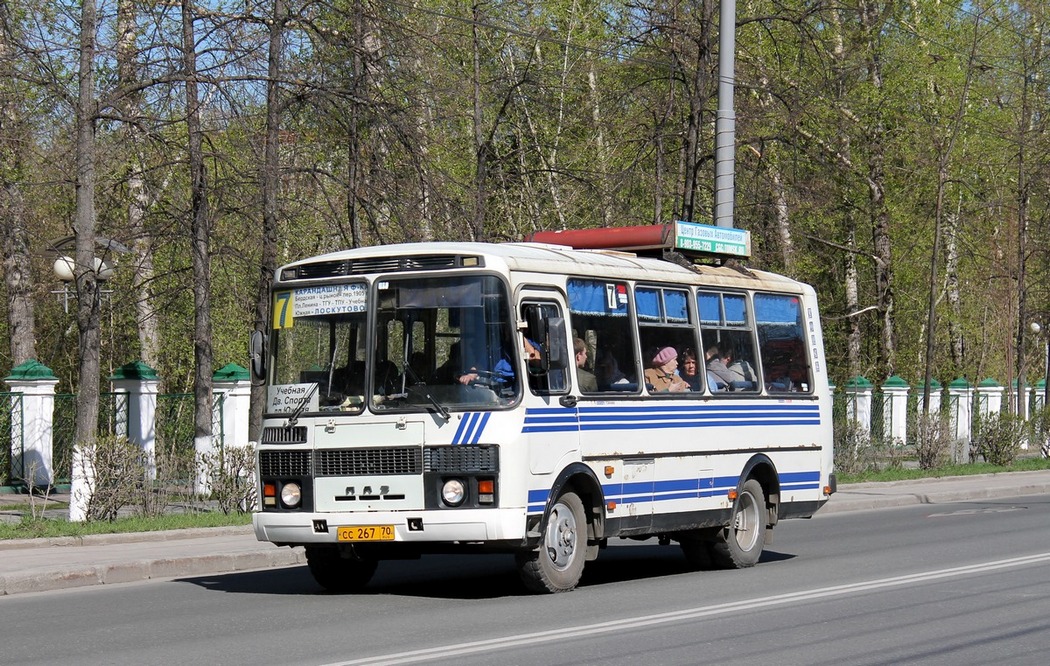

[251,222,836,593]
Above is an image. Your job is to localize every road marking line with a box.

[324,551,1050,666]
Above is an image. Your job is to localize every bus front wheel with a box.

[709,479,766,569]
[516,491,587,593]
[305,546,377,593]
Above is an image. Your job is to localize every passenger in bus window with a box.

[725,350,758,390]
[705,345,732,391]
[679,348,703,391]
[594,351,630,390]
[645,347,690,393]
[574,338,598,392]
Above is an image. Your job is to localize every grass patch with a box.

[0,511,253,541]
[838,456,1050,484]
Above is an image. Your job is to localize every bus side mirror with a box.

[249,330,267,381]
[545,317,568,371]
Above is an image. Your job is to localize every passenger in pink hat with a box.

[644,346,690,393]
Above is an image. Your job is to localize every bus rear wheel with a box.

[305,546,378,593]
[709,479,766,569]
[516,491,587,593]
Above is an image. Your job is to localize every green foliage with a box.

[971,412,1026,467]
[0,511,252,541]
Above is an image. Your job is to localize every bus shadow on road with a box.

[181,546,795,599]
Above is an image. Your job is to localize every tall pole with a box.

[713,0,736,229]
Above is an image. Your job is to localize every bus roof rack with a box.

[524,221,751,262]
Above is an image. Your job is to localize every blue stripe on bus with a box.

[451,412,491,445]
[527,471,821,514]
[521,404,822,434]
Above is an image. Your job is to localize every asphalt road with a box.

[2,492,1049,665]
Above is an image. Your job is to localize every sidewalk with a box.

[2,470,1049,597]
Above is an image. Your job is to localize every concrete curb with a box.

[0,524,254,551]
[0,546,306,596]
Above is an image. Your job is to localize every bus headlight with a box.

[442,479,466,506]
[280,482,302,508]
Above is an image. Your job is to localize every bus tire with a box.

[516,491,587,593]
[305,546,377,593]
[709,479,766,569]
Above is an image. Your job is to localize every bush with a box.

[971,412,1025,467]
[911,413,953,469]
[82,435,150,522]
[199,443,257,514]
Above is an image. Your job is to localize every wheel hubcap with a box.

[733,491,760,551]
[545,503,578,570]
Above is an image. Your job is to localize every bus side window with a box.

[567,279,640,393]
[754,293,811,393]
[636,286,699,394]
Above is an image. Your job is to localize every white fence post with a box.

[212,363,250,449]
[975,378,1003,420]
[914,379,942,416]
[881,376,909,445]
[947,378,973,464]
[110,361,160,480]
[3,360,59,488]
[845,376,873,436]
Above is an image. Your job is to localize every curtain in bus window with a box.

[635,287,661,321]
[724,294,747,325]
[754,293,801,323]
[698,292,720,324]
[665,290,688,323]
[568,279,628,316]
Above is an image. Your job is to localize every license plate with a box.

[337,525,395,542]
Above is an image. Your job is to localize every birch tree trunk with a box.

[182,0,213,491]
[250,0,285,443]
[0,0,37,365]
[117,0,160,372]
[70,0,101,521]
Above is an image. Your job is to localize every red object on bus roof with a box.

[524,225,674,251]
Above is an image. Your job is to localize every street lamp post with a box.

[1030,322,1050,411]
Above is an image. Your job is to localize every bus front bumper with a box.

[253,508,529,547]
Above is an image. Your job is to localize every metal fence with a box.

[49,391,224,484]
[1,392,24,486]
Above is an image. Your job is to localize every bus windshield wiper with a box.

[285,383,319,428]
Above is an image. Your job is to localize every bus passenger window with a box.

[754,293,811,393]
[567,279,640,393]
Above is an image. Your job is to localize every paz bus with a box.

[250,221,835,593]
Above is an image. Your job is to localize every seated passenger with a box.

[725,349,758,390]
[644,347,690,393]
[574,338,598,392]
[705,345,733,391]
[594,351,631,390]
[679,348,703,391]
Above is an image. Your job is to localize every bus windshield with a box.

[268,275,519,417]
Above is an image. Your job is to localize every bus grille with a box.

[259,450,312,477]
[261,426,307,444]
[315,447,422,476]
[423,445,499,473]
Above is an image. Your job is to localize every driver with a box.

[456,337,541,385]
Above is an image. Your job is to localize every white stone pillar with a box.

[212,364,251,449]
[3,360,59,488]
[881,376,909,445]
[110,361,160,479]
[845,376,873,436]
[947,378,973,464]
[975,379,1003,420]
[914,380,942,416]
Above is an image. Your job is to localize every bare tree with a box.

[181,0,212,488]
[0,0,36,366]
[70,0,102,520]
[249,0,286,443]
